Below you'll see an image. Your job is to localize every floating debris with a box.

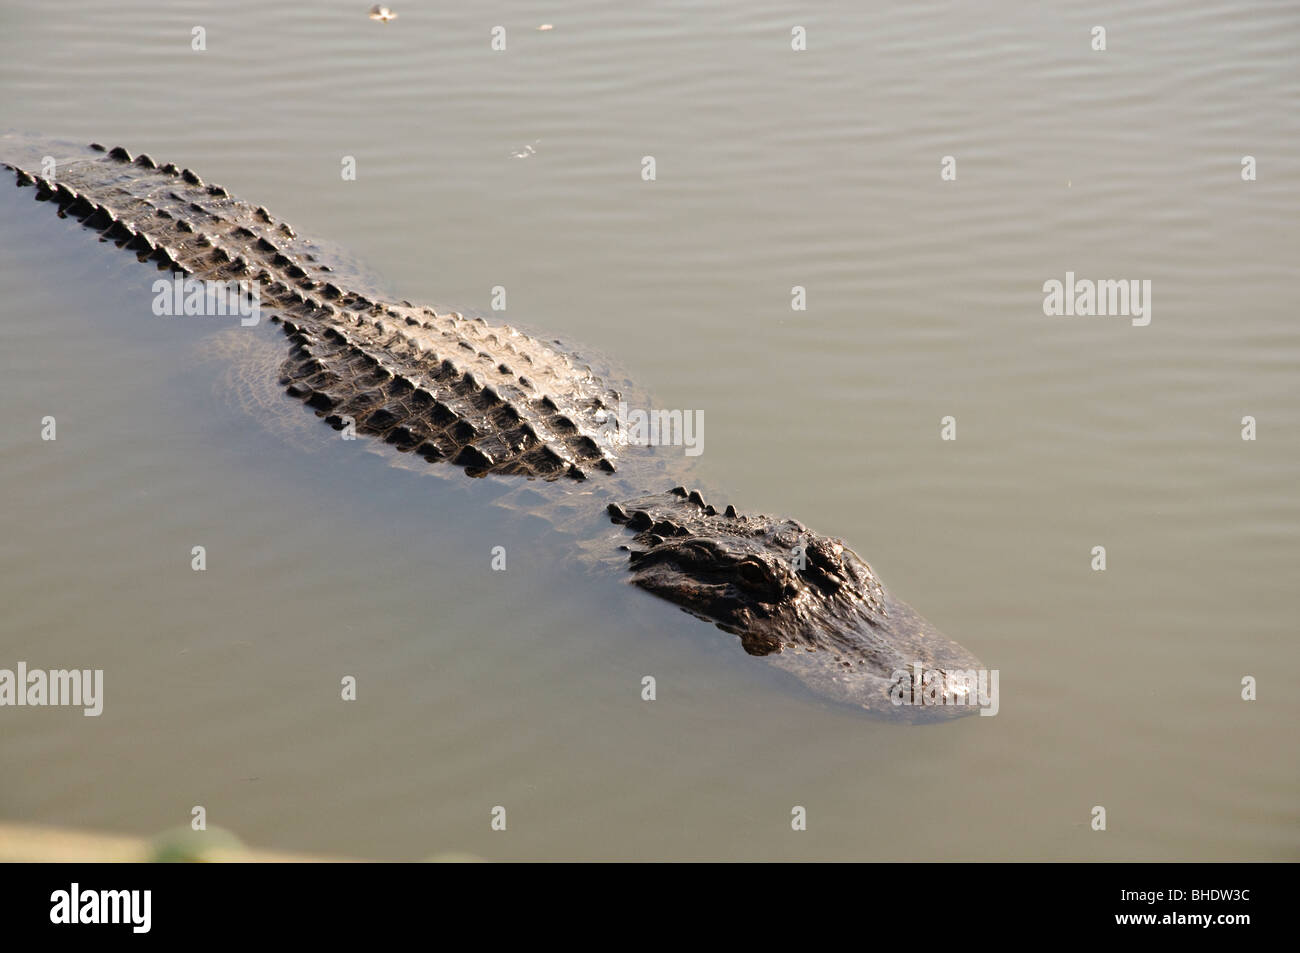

[510,139,541,159]
[537,24,554,32]
[368,5,398,22]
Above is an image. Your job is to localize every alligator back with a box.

[1,135,623,483]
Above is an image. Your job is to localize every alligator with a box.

[1,136,985,720]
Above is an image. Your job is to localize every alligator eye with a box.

[737,562,771,590]
[682,540,726,565]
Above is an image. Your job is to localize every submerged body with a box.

[1,136,984,719]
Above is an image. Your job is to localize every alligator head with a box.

[609,488,987,719]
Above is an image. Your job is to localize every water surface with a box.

[0,0,1296,860]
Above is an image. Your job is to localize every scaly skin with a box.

[2,137,984,719]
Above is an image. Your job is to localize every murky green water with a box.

[1,0,1296,860]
